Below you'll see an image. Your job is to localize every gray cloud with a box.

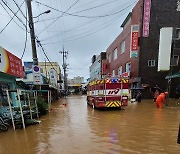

[0,0,137,80]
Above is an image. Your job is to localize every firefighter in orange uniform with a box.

[156,91,168,108]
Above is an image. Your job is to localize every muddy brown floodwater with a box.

[0,95,180,154]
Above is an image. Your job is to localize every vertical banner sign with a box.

[33,65,42,85]
[0,46,24,78]
[130,25,139,58]
[101,60,107,75]
[142,0,151,37]
[49,69,57,87]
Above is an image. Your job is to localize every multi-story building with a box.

[106,0,180,98]
[89,52,106,81]
[38,62,62,88]
[67,76,84,94]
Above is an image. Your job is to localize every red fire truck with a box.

[87,77,129,109]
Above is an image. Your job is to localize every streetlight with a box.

[26,0,51,66]
[33,10,51,18]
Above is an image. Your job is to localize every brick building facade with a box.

[106,0,180,98]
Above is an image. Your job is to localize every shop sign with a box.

[101,60,107,75]
[142,0,151,37]
[130,25,139,58]
[33,65,42,85]
[24,62,33,70]
[0,46,24,78]
[49,69,57,87]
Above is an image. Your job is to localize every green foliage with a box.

[36,97,48,116]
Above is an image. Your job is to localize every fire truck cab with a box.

[87,77,129,109]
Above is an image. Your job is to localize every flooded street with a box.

[0,95,180,154]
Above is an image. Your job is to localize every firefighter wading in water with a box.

[156,91,168,108]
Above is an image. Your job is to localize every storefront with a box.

[0,46,24,106]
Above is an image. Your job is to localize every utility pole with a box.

[60,47,68,95]
[26,0,38,65]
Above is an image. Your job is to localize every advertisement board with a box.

[130,25,139,58]
[158,27,173,71]
[24,62,33,71]
[0,46,24,78]
[49,68,57,87]
[142,0,151,37]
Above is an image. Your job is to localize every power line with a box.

[37,0,80,35]
[33,0,135,23]
[21,2,28,59]
[0,1,26,31]
[1,0,27,28]
[0,1,25,34]
[36,4,57,56]
[36,0,137,43]
[36,39,59,75]
[70,0,119,14]
[12,0,27,21]
[40,3,135,44]
[35,0,137,18]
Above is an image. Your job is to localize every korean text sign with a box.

[0,46,24,78]
[143,0,151,37]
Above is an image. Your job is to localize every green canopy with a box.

[165,72,180,79]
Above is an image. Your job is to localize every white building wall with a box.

[89,55,101,81]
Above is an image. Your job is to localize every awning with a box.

[165,72,180,79]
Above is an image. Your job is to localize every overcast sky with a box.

[0,0,138,80]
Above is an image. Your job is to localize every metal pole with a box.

[26,0,38,65]
[27,93,32,119]
[60,47,68,95]
[17,89,26,129]
[34,91,39,119]
[48,90,50,112]
[6,90,16,130]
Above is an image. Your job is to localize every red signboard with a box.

[0,47,24,78]
[131,25,139,58]
[101,60,107,75]
[131,32,139,51]
[121,72,129,78]
[142,0,151,37]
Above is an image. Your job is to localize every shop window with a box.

[148,60,155,67]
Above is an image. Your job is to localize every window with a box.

[126,62,131,73]
[120,41,125,53]
[112,70,115,77]
[107,54,111,63]
[118,66,122,75]
[148,60,155,67]
[171,55,179,66]
[113,48,117,60]
[177,0,180,11]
